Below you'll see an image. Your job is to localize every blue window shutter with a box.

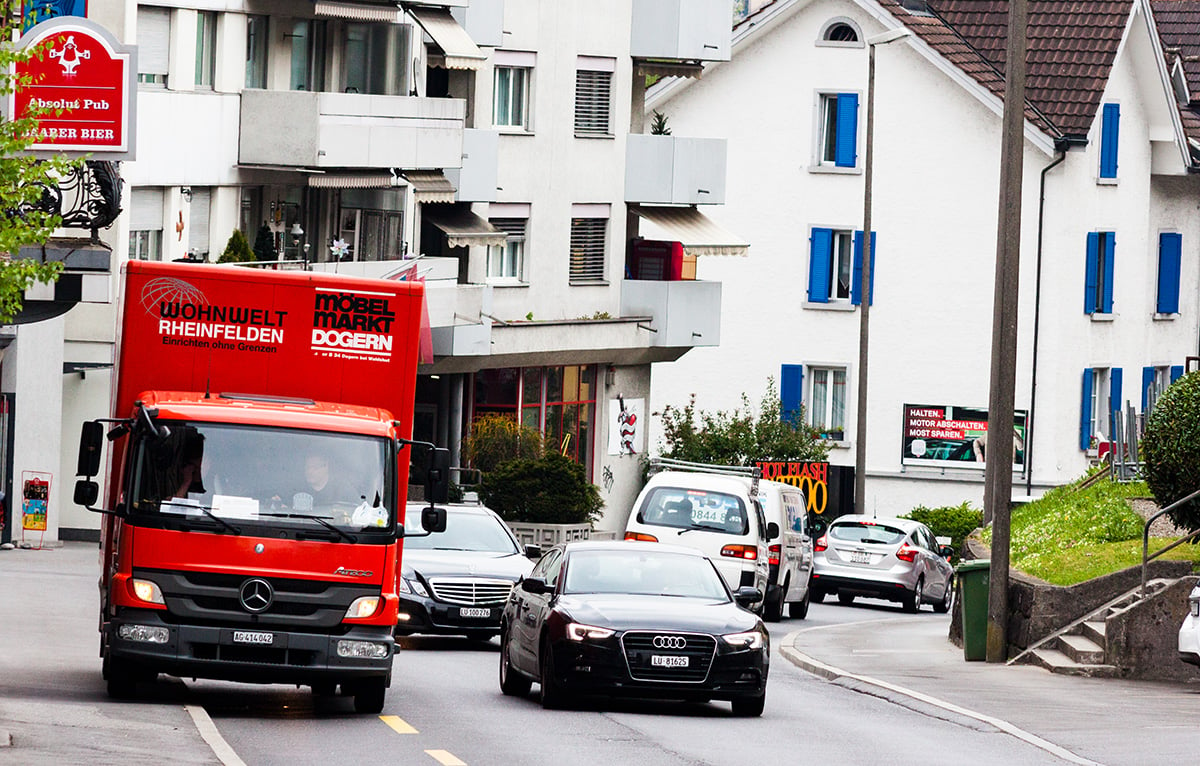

[1142,366,1155,412]
[1110,368,1123,425]
[1080,369,1094,450]
[834,93,858,168]
[851,230,876,306]
[1157,233,1182,314]
[807,228,833,303]
[1101,233,1115,313]
[1171,365,1184,383]
[780,364,804,424]
[1084,232,1099,314]
[1100,103,1120,179]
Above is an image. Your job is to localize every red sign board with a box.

[11,18,135,156]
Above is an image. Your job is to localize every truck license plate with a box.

[232,630,274,645]
[459,607,490,618]
[651,655,689,668]
[851,551,870,564]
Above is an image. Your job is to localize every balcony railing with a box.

[630,0,732,62]
[619,278,721,348]
[625,134,727,205]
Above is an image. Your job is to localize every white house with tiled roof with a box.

[646,0,1200,518]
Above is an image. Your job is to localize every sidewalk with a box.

[782,613,1200,766]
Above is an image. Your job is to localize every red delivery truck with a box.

[73,261,448,713]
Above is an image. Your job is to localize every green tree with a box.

[655,379,830,466]
[1142,371,1200,530]
[479,451,603,525]
[218,229,254,263]
[461,413,544,473]
[902,502,982,560]
[252,224,276,262]
[0,5,86,323]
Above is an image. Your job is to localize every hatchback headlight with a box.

[722,629,765,650]
[566,622,615,641]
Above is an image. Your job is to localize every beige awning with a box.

[405,5,487,70]
[401,170,457,203]
[314,1,403,23]
[425,207,507,248]
[631,205,749,257]
[308,172,403,189]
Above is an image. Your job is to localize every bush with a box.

[252,224,276,262]
[479,452,603,525]
[1142,371,1200,530]
[902,502,982,559]
[461,413,544,474]
[218,229,254,263]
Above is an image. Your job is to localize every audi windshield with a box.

[563,550,730,600]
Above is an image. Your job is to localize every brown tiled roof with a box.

[1150,0,1200,101]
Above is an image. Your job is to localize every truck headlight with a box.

[721,630,765,650]
[118,623,170,644]
[131,578,165,605]
[336,640,390,659]
[345,596,381,619]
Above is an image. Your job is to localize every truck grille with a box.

[621,631,716,683]
[427,578,513,606]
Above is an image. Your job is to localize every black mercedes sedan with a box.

[398,503,539,641]
[499,540,769,716]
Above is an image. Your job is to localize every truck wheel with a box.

[311,682,337,697]
[353,678,387,714]
[104,657,139,701]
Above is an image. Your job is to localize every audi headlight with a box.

[566,622,615,642]
[345,596,381,619]
[722,629,765,650]
[131,578,165,605]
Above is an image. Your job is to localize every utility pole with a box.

[985,0,1028,663]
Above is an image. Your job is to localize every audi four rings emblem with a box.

[652,635,687,650]
[239,578,274,613]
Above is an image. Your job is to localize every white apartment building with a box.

[3,0,744,544]
[648,0,1200,517]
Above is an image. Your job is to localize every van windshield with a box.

[637,487,748,536]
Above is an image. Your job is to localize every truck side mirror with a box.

[420,504,447,534]
[74,479,99,508]
[77,421,104,477]
[425,447,450,504]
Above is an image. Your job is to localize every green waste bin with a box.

[956,559,990,661]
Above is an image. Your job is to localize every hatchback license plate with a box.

[651,655,689,668]
[232,630,274,645]
[851,551,870,564]
[459,607,490,618]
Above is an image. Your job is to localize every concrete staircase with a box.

[1009,578,1175,677]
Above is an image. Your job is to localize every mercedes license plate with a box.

[651,655,689,668]
[851,551,870,564]
[232,630,274,645]
[459,607,490,618]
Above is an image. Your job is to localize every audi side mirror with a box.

[520,577,549,595]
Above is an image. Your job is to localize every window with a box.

[246,15,268,89]
[195,11,216,88]
[818,92,858,168]
[188,187,211,259]
[807,228,875,305]
[290,20,327,92]
[493,66,530,129]
[826,23,858,42]
[809,367,847,441]
[1156,232,1182,315]
[1080,367,1122,449]
[575,66,613,136]
[569,213,607,284]
[487,217,526,281]
[1085,231,1115,314]
[337,190,405,262]
[129,187,164,260]
[137,6,170,87]
[1099,102,1120,180]
[817,19,863,47]
[340,22,409,96]
[1141,365,1183,412]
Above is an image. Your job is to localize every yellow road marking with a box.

[379,715,418,734]
[425,750,466,766]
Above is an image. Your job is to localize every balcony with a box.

[446,129,499,203]
[625,134,727,205]
[619,278,721,348]
[630,0,732,62]
[239,90,465,170]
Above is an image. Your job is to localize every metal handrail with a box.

[1141,486,1200,597]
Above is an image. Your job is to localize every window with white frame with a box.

[129,187,165,261]
[1084,231,1115,315]
[246,15,268,89]
[817,18,863,47]
[569,206,608,284]
[808,228,853,302]
[817,92,859,168]
[488,217,527,281]
[575,57,614,137]
[195,11,216,88]
[188,187,212,259]
[1080,366,1123,449]
[809,366,847,440]
[137,6,170,87]
[493,65,530,129]
[337,189,405,262]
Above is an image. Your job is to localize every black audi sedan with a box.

[499,540,769,716]
[397,503,539,641]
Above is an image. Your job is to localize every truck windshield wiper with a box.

[678,523,727,535]
[168,504,241,536]
[261,513,356,543]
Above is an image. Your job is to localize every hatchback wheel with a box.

[933,576,953,614]
[837,592,855,606]
[903,578,924,613]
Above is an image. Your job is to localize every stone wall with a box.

[1106,576,1200,681]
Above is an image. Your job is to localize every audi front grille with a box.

[620,631,716,683]
[427,578,514,606]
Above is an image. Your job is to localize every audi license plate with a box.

[459,607,490,618]
[232,630,274,645]
[851,551,871,564]
[651,655,689,668]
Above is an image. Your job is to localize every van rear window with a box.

[638,488,748,536]
[829,522,905,545]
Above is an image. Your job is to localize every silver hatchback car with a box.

[810,515,954,613]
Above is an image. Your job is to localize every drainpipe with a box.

[1025,139,1081,497]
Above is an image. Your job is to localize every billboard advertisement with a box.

[902,404,1026,470]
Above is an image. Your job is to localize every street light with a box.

[855,27,912,515]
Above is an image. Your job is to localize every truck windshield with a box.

[130,421,395,538]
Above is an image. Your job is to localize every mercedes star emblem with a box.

[239,578,274,613]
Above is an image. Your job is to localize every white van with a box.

[754,480,814,621]
[624,462,770,609]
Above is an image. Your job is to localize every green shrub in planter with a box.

[1142,371,1200,530]
[902,502,982,559]
[219,229,254,263]
[479,452,603,526]
[462,413,544,474]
